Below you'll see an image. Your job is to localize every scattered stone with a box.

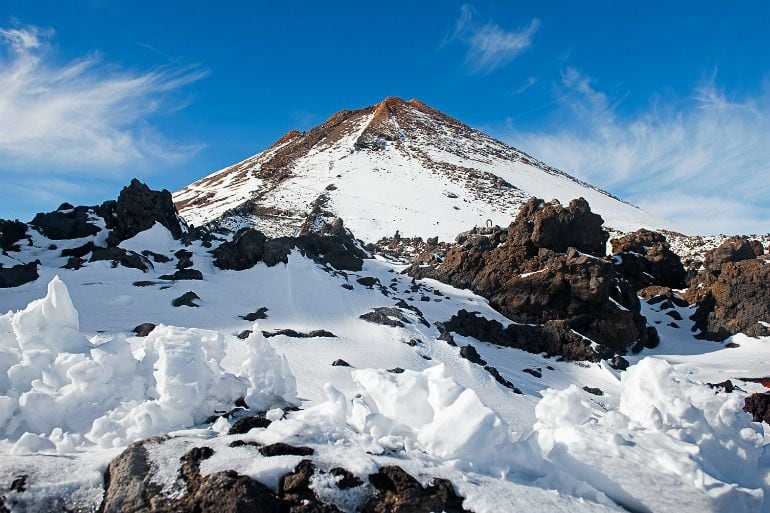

[259,443,314,457]
[329,467,363,489]
[228,416,271,435]
[172,291,200,308]
[141,250,172,264]
[459,345,487,366]
[0,262,39,288]
[665,310,683,321]
[262,329,336,338]
[331,359,352,367]
[744,392,770,424]
[359,307,411,328]
[159,268,203,281]
[362,466,470,513]
[90,247,150,271]
[236,330,252,340]
[582,386,604,396]
[387,367,405,374]
[523,368,542,378]
[356,276,379,288]
[241,307,269,321]
[341,283,354,290]
[174,249,194,269]
[707,380,735,393]
[132,323,156,337]
[484,365,522,393]
[610,355,630,371]
[229,440,260,449]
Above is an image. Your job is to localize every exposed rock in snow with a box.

[610,228,687,290]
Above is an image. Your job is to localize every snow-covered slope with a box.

[174,97,670,239]
[1,220,769,512]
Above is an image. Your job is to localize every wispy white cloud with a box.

[450,5,540,74]
[0,24,208,175]
[506,67,770,235]
[514,76,538,94]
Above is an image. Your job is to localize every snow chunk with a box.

[0,279,298,451]
[534,357,765,513]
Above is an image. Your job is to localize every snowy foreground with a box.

[1,225,770,512]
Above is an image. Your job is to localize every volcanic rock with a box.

[0,262,39,288]
[610,229,686,290]
[361,466,470,513]
[0,219,28,252]
[104,179,184,246]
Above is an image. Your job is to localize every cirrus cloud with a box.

[506,68,770,235]
[0,24,208,174]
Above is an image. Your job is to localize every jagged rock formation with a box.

[103,179,185,245]
[610,229,686,290]
[0,262,38,288]
[685,237,770,340]
[213,218,368,272]
[409,197,655,359]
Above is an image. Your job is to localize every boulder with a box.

[687,258,770,340]
[30,205,101,240]
[172,291,200,308]
[90,247,150,272]
[704,236,758,273]
[361,466,470,513]
[104,179,184,246]
[0,219,28,252]
[610,229,686,290]
[0,262,38,288]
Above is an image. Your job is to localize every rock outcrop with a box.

[361,466,470,513]
[0,262,39,288]
[685,241,770,340]
[213,220,367,272]
[409,197,654,359]
[610,229,686,290]
[103,179,185,246]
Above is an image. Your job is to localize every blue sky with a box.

[1,1,769,234]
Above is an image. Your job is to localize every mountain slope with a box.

[174,97,670,239]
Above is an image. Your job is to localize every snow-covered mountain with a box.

[174,97,669,239]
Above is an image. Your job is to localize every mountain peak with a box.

[173,98,670,238]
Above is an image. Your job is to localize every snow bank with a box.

[534,357,765,513]
[0,277,297,451]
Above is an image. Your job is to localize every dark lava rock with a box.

[90,247,150,272]
[228,415,271,435]
[331,359,352,367]
[459,345,487,366]
[361,466,470,513]
[409,198,651,360]
[708,380,735,393]
[262,329,336,339]
[744,392,770,424]
[159,268,203,281]
[484,365,522,393]
[686,258,770,341]
[229,440,260,449]
[142,250,172,264]
[610,355,630,371]
[507,197,608,256]
[0,262,38,288]
[132,323,156,337]
[359,307,411,328]
[104,179,184,246]
[30,205,101,240]
[0,219,28,252]
[241,307,269,321]
[237,330,253,340]
[356,276,379,288]
[172,291,200,308]
[583,386,604,396]
[61,241,97,258]
[445,309,600,361]
[704,236,759,273]
[213,223,367,272]
[329,467,363,489]
[259,443,314,457]
[665,310,683,321]
[523,368,542,378]
[280,460,316,503]
[387,367,405,374]
[611,229,686,291]
[174,249,193,269]
[638,286,689,307]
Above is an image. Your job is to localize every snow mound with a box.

[534,357,766,513]
[0,278,297,451]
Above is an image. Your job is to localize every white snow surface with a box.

[1,222,770,512]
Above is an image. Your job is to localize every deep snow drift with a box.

[1,275,769,513]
